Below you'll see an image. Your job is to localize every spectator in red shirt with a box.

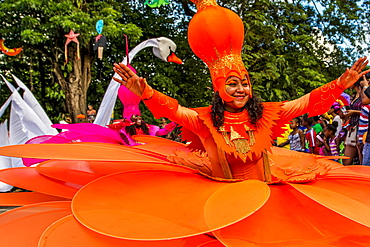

[302,115,318,154]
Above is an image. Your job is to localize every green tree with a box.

[218,0,366,101]
[0,0,142,122]
[0,0,368,125]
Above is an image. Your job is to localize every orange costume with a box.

[0,0,370,246]
[143,83,342,181]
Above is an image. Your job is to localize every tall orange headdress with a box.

[188,0,250,102]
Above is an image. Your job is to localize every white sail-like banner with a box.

[0,74,60,170]
[0,120,13,192]
[12,74,57,135]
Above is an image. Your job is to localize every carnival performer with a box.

[109,113,177,145]
[113,58,367,178]
[1,0,370,246]
[113,20,368,181]
[107,85,176,145]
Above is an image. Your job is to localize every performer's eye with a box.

[227,82,237,86]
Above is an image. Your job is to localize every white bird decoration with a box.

[94,37,182,126]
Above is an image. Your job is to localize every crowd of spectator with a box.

[277,73,370,166]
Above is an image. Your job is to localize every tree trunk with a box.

[53,44,93,123]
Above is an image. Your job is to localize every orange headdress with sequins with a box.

[188,0,250,102]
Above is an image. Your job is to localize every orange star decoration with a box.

[64,30,80,64]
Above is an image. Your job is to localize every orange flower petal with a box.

[72,170,269,240]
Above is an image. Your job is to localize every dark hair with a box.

[325,124,337,133]
[125,124,150,136]
[211,92,264,128]
[293,117,301,125]
[302,115,313,125]
[125,116,150,136]
[313,116,320,122]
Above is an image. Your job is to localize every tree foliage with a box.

[0,0,142,122]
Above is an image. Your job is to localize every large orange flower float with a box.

[0,0,370,246]
[0,136,369,246]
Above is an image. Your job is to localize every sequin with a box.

[192,0,217,10]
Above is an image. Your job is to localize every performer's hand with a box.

[337,56,370,90]
[113,63,147,97]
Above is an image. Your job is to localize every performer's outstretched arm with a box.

[279,57,370,123]
[113,63,203,133]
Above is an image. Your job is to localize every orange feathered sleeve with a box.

[271,79,343,139]
[307,79,343,117]
[141,85,179,119]
[141,85,206,137]
[278,79,343,123]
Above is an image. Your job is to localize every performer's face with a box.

[223,75,250,112]
[133,116,143,126]
[289,119,299,129]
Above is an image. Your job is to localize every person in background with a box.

[312,116,323,134]
[339,105,350,137]
[343,78,363,165]
[360,73,370,165]
[357,73,370,160]
[87,105,97,123]
[321,112,333,124]
[278,118,305,152]
[323,124,341,162]
[125,115,150,137]
[297,115,306,132]
[158,117,173,139]
[358,102,370,162]
[109,114,177,145]
[159,117,168,128]
[302,115,317,154]
[316,132,328,156]
[328,101,343,137]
